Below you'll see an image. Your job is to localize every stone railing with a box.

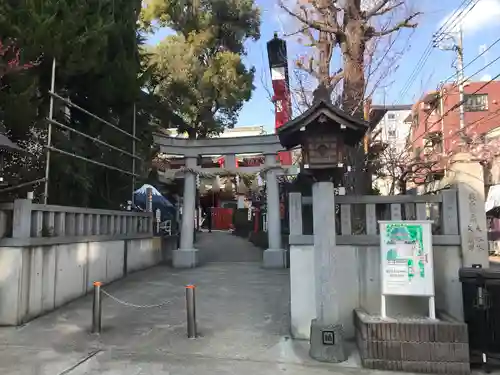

[0,199,153,245]
[0,199,158,326]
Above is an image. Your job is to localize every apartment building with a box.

[407,80,500,159]
[369,104,412,195]
[370,104,412,152]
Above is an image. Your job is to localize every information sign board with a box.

[379,221,435,297]
[379,220,436,319]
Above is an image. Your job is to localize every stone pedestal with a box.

[172,248,199,268]
[309,181,346,362]
[174,156,199,268]
[263,153,286,268]
[309,319,346,362]
[263,248,286,268]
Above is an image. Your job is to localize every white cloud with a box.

[440,0,500,34]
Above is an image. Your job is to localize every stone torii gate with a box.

[153,133,292,269]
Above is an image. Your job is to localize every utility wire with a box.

[440,0,479,37]
[394,0,475,104]
[440,37,500,84]
[405,34,500,149]
[424,51,500,131]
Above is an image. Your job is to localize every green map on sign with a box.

[384,223,425,280]
[385,224,422,248]
[386,248,398,261]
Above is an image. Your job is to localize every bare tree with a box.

[372,141,442,195]
[279,0,420,111]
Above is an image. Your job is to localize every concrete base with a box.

[172,248,199,268]
[263,248,287,268]
[309,319,347,363]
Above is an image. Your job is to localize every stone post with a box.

[12,199,32,238]
[173,156,199,268]
[448,152,489,267]
[309,181,346,362]
[263,153,286,268]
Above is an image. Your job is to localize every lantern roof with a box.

[277,85,370,149]
[267,32,287,68]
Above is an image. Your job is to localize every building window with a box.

[464,94,488,112]
[388,130,396,138]
[388,113,396,120]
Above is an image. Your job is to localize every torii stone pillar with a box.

[263,153,286,268]
[172,156,199,268]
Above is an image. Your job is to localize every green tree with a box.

[0,0,171,207]
[142,0,261,138]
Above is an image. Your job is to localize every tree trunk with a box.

[340,15,371,233]
[341,18,370,200]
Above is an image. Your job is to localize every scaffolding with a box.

[43,58,140,204]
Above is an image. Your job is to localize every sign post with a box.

[379,220,436,319]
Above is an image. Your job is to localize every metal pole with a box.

[92,281,102,333]
[456,25,465,131]
[439,83,445,155]
[43,58,56,204]
[132,103,136,205]
[186,284,197,338]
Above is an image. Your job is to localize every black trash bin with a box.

[459,265,500,372]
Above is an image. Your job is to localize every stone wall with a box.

[0,236,177,326]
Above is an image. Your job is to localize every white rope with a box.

[101,289,171,309]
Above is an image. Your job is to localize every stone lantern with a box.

[277,84,369,363]
[278,85,368,182]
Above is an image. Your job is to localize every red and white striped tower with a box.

[267,32,292,165]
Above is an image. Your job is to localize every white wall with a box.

[374,109,412,152]
[0,237,164,325]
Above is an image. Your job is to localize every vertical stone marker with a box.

[309,181,346,362]
[449,152,489,267]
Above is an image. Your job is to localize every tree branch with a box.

[278,1,342,35]
[366,12,421,38]
[364,1,404,19]
[295,57,320,80]
[330,68,343,87]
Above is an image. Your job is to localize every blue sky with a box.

[146,0,500,133]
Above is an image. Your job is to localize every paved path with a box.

[0,232,422,374]
[197,231,263,263]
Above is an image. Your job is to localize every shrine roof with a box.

[277,95,370,149]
